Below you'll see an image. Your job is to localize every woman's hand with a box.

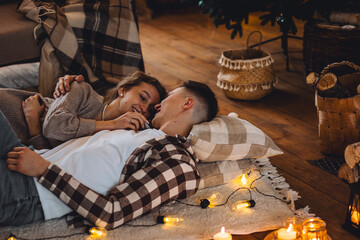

[7,147,50,178]
[53,75,84,98]
[22,94,45,137]
[95,112,149,133]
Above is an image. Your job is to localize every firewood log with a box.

[316,72,351,98]
[338,72,360,96]
[345,142,360,169]
[338,164,359,184]
[357,84,360,95]
[306,72,319,88]
[329,12,360,26]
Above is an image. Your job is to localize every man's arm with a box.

[53,75,84,98]
[7,147,50,177]
[7,144,200,229]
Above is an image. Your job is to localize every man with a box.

[3,79,218,229]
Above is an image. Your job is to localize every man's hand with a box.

[53,75,84,98]
[7,147,50,178]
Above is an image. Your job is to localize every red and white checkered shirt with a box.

[38,135,200,229]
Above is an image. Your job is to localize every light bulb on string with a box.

[200,192,220,208]
[232,199,256,212]
[87,226,107,239]
[234,173,249,186]
[7,235,16,240]
[157,216,183,226]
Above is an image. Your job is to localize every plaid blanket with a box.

[18,0,144,95]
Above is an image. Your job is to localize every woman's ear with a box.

[118,88,125,97]
[183,97,194,109]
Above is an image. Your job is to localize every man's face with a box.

[151,87,186,129]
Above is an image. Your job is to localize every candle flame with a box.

[221,227,225,233]
[351,209,360,225]
[287,224,293,232]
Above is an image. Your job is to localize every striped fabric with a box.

[188,116,283,162]
[197,158,252,189]
[18,0,144,91]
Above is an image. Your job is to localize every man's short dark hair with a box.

[181,80,218,122]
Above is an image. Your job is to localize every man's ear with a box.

[182,97,194,109]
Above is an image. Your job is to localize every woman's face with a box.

[117,82,161,119]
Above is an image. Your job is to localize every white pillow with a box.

[188,115,283,162]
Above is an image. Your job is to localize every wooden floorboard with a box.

[138,9,357,240]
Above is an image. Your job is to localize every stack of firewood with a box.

[339,143,360,183]
[306,61,360,98]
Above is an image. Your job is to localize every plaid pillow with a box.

[188,115,283,162]
[197,158,252,189]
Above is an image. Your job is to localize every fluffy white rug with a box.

[0,158,305,240]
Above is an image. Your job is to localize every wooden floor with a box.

[138,8,357,240]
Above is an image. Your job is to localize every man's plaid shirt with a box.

[38,135,200,229]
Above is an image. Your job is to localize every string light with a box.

[87,227,107,239]
[157,216,183,225]
[232,199,256,211]
[7,235,16,240]
[235,173,249,186]
[200,192,220,208]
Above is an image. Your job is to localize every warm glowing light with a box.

[302,218,327,240]
[232,200,255,211]
[235,173,249,186]
[214,227,232,240]
[7,237,16,240]
[163,217,183,224]
[208,192,220,207]
[208,193,220,201]
[350,208,360,225]
[157,215,183,226]
[287,224,293,231]
[88,227,107,238]
[274,224,298,240]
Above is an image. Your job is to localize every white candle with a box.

[214,227,232,240]
[275,224,297,240]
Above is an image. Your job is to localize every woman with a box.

[0,71,166,149]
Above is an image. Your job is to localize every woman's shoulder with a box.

[68,81,103,102]
[70,81,93,91]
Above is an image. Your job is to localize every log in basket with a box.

[217,31,277,101]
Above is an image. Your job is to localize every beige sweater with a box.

[0,82,104,149]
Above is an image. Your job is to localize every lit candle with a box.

[302,218,327,240]
[351,209,359,225]
[275,224,298,240]
[214,227,232,240]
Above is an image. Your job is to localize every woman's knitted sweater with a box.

[0,82,104,149]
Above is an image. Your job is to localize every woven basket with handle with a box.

[217,31,276,101]
[315,61,360,156]
[303,21,360,75]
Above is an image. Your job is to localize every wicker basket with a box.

[316,94,360,156]
[315,62,360,156]
[303,21,360,75]
[217,31,276,101]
